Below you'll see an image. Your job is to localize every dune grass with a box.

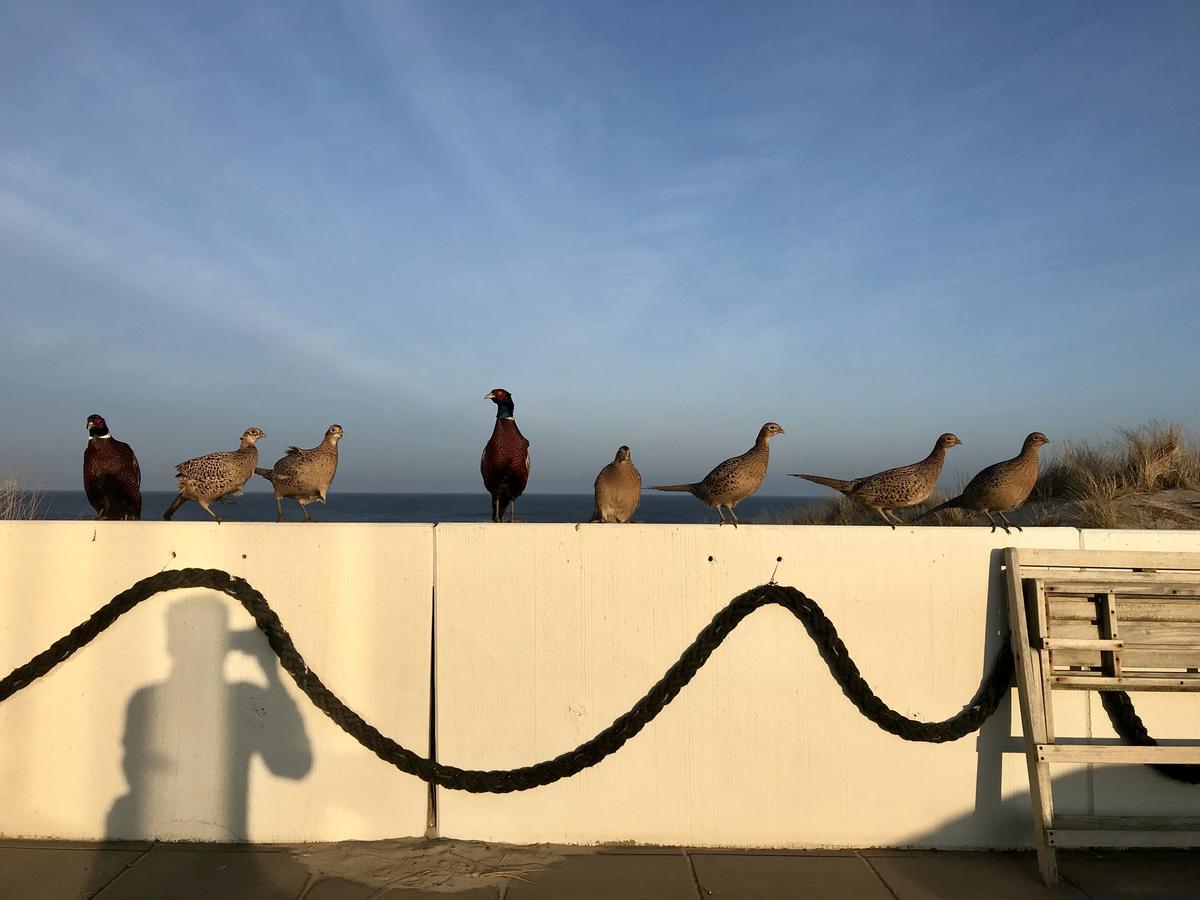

[0,476,42,520]
[782,422,1200,529]
[1037,420,1200,500]
[1033,421,1200,529]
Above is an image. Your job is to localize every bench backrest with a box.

[1014,549,1200,690]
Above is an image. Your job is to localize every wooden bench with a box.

[1004,548,1200,884]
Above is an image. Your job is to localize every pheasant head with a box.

[1023,432,1050,452]
[240,427,267,448]
[485,388,516,419]
[756,422,786,445]
[86,414,110,438]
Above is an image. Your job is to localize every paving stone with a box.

[0,845,144,900]
[1058,852,1200,900]
[375,886,500,898]
[691,853,892,899]
[98,846,311,900]
[863,851,1086,899]
[504,852,697,900]
[303,876,378,900]
[256,872,501,899]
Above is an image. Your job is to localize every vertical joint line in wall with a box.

[426,525,439,839]
[1085,689,1095,815]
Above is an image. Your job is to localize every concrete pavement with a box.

[1,839,1197,899]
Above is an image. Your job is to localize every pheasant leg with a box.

[984,511,1010,534]
[998,510,1022,532]
[198,501,224,524]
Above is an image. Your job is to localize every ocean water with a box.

[37,490,819,525]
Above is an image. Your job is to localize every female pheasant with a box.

[163,427,266,523]
[83,414,142,520]
[481,389,530,522]
[915,432,1050,532]
[652,422,785,526]
[592,445,642,523]
[790,432,962,527]
[255,424,343,522]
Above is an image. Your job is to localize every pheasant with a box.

[652,422,785,526]
[163,427,266,523]
[592,445,642,523]
[915,432,1050,532]
[83,414,142,520]
[255,424,343,522]
[790,433,962,527]
[481,389,530,522]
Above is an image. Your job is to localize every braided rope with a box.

[1,569,1194,790]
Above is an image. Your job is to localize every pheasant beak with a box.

[484,391,496,400]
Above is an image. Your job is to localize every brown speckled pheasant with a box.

[790,433,962,528]
[163,427,266,523]
[481,389,530,522]
[915,432,1050,532]
[652,422,785,526]
[83,414,141,520]
[255,424,343,522]
[592,445,642,523]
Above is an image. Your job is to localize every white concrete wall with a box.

[0,522,433,842]
[3,522,1199,847]
[434,524,1090,848]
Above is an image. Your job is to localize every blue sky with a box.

[2,1,1198,493]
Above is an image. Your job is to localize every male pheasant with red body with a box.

[915,432,1050,532]
[652,422,785,526]
[83,414,141,520]
[481,389,530,522]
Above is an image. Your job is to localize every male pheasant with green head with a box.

[481,389,530,522]
[83,414,142,520]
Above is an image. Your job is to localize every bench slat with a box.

[1037,744,1200,764]
[1050,674,1200,691]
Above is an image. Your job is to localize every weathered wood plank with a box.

[1051,648,1200,669]
[1050,599,1200,623]
[1005,548,1059,885]
[1054,815,1200,831]
[1033,570,1200,585]
[1048,829,1200,848]
[1042,637,1123,651]
[1046,584,1200,599]
[1037,744,1200,764]
[1048,620,1200,641]
[1015,549,1200,569]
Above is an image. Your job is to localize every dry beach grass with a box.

[786,422,1200,530]
[0,476,41,520]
